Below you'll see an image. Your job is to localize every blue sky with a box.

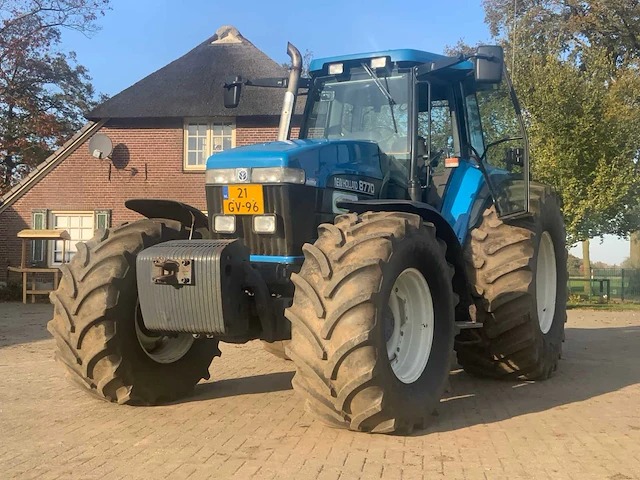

[61,0,631,265]
[62,0,490,96]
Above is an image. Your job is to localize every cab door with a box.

[463,68,530,218]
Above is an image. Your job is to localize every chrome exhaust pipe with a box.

[277,42,302,141]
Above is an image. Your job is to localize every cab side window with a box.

[465,80,525,171]
[417,83,459,174]
[464,75,528,217]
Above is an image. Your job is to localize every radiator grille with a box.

[206,184,319,257]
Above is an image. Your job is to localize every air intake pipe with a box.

[277,43,302,141]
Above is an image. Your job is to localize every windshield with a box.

[301,68,412,158]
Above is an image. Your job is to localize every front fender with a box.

[338,199,471,323]
[125,199,209,231]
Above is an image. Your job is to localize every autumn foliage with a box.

[481,0,640,242]
[0,0,110,194]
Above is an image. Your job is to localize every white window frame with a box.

[183,118,236,171]
[48,211,94,266]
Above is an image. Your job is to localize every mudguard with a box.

[125,199,209,230]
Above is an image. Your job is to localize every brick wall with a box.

[0,116,290,283]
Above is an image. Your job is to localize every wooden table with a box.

[7,229,70,304]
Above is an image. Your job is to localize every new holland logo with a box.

[236,169,249,182]
[334,177,375,195]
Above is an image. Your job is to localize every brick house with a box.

[0,26,299,285]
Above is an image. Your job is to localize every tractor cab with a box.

[219,45,531,247]
[301,49,531,233]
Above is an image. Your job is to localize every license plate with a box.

[222,185,264,215]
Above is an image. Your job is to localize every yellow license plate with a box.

[222,184,264,215]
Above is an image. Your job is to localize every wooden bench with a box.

[7,229,70,304]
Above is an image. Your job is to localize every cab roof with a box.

[309,49,474,74]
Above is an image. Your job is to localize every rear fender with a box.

[338,199,472,323]
[125,199,210,234]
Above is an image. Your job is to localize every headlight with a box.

[251,167,305,184]
[252,215,277,234]
[206,169,237,184]
[213,215,236,233]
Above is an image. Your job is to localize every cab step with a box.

[456,321,484,330]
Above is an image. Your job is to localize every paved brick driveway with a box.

[1,303,639,480]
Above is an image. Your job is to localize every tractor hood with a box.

[206,139,384,187]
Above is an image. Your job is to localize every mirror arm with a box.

[224,77,310,89]
[484,136,524,153]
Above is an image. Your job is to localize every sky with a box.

[569,235,631,266]
[62,0,490,96]
[60,0,631,265]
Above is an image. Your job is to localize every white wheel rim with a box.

[536,231,557,334]
[135,304,194,364]
[385,268,435,384]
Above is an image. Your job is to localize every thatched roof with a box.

[87,26,295,120]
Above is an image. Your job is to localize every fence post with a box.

[621,268,625,302]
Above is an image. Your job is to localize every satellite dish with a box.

[88,133,113,159]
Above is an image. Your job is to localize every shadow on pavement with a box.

[422,325,640,435]
[0,302,53,348]
[188,371,295,402]
[5,301,640,435]
[179,324,640,435]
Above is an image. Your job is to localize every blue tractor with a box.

[49,43,567,434]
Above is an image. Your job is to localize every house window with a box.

[185,122,208,168]
[184,119,235,170]
[50,213,94,265]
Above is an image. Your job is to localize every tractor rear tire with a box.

[286,212,456,434]
[262,340,291,360]
[47,219,219,405]
[456,183,568,379]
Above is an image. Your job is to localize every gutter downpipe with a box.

[277,42,302,141]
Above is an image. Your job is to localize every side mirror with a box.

[474,46,504,84]
[224,76,242,108]
[505,147,525,170]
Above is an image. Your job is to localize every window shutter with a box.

[94,210,111,232]
[31,209,48,266]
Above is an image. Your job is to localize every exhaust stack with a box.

[277,43,302,141]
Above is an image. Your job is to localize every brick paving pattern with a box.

[1,303,639,479]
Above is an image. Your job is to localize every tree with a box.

[567,252,582,275]
[0,0,110,195]
[480,0,640,244]
[632,231,640,268]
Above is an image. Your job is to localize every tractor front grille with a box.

[206,184,319,257]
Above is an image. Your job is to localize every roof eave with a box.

[0,120,108,214]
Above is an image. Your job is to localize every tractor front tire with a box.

[287,212,456,434]
[456,184,568,379]
[48,219,219,405]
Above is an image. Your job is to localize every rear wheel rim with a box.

[135,303,194,364]
[385,268,434,384]
[536,231,557,334]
